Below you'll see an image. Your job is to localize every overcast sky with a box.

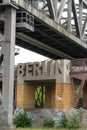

[15,45,49,65]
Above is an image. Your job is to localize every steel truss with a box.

[30,0,87,42]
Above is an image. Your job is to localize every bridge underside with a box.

[15,0,87,60]
[1,1,87,59]
[16,15,87,60]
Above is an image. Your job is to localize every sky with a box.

[15,45,49,65]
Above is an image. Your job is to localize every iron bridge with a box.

[1,0,87,59]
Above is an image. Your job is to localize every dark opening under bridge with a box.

[1,0,87,127]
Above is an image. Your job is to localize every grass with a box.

[15,128,87,130]
[16,128,67,130]
[16,128,86,130]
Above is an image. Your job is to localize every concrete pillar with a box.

[0,7,16,127]
[16,84,36,109]
[55,60,75,110]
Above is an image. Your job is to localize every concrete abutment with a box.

[0,49,87,127]
[16,60,75,110]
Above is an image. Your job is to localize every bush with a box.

[61,112,83,129]
[13,113,32,128]
[60,115,68,128]
[43,118,55,128]
[77,97,83,108]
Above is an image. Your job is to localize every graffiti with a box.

[0,110,8,125]
[0,111,8,117]
[14,108,24,115]
[2,111,8,117]
[27,109,43,126]
[53,110,64,126]
[26,109,64,127]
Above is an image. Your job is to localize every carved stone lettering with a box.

[47,60,55,76]
[33,62,41,76]
[18,60,64,81]
[41,61,47,76]
[26,63,33,77]
[55,60,63,74]
[18,63,25,76]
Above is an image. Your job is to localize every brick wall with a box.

[44,83,74,109]
[16,83,74,110]
[16,84,35,109]
[55,83,75,109]
[45,85,55,108]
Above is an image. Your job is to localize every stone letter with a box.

[54,60,63,75]
[41,61,47,76]
[47,60,54,76]
[18,63,25,76]
[26,62,33,77]
[33,62,41,76]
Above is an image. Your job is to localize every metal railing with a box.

[16,11,34,32]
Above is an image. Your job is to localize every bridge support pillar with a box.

[0,7,16,127]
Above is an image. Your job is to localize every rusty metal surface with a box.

[70,59,87,109]
[74,80,85,108]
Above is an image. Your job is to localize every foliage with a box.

[61,112,83,129]
[35,86,45,108]
[16,128,66,130]
[75,87,83,108]
[60,115,68,128]
[43,118,55,128]
[77,97,83,108]
[13,113,32,128]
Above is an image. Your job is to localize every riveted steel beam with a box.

[82,14,87,38]
[67,0,72,32]
[79,0,83,39]
[57,0,67,22]
[72,0,81,38]
[46,0,55,19]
